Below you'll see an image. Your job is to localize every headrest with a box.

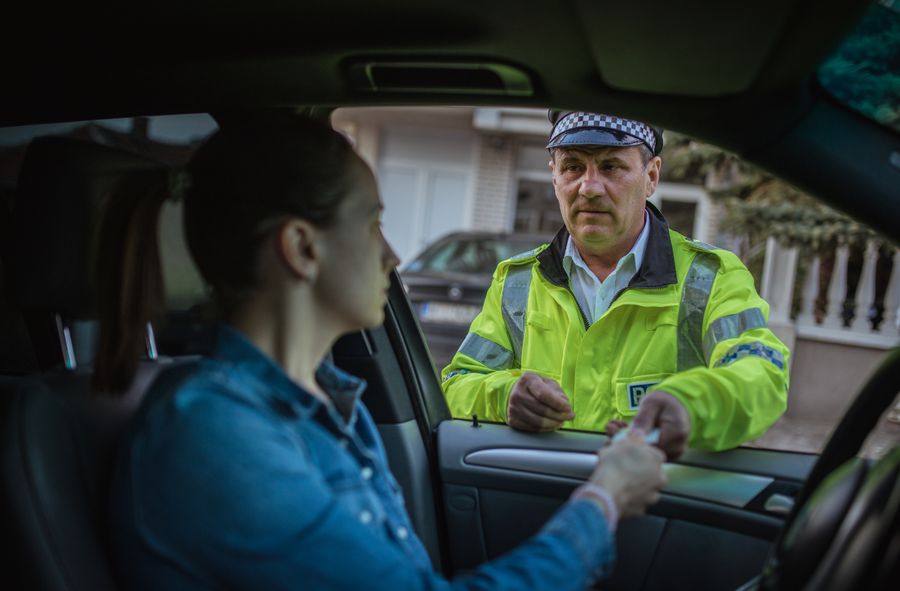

[11,136,163,317]
[7,136,166,370]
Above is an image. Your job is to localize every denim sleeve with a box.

[447,498,616,590]
[124,386,615,591]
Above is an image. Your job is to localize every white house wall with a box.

[377,125,476,265]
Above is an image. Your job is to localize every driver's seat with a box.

[0,369,174,590]
[0,134,190,589]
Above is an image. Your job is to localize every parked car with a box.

[0,1,897,590]
[401,232,551,369]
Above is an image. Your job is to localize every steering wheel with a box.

[756,347,900,590]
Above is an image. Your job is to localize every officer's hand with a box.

[632,391,691,460]
[604,419,629,437]
[590,428,666,520]
[507,373,575,432]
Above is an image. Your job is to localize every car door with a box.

[332,271,816,590]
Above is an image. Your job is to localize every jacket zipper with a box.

[565,280,591,331]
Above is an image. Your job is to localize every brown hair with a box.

[93,115,358,393]
[93,171,169,393]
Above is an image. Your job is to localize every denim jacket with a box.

[109,325,615,590]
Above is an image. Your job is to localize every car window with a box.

[336,105,900,460]
[5,110,894,460]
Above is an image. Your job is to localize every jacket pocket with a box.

[521,311,563,381]
[526,311,553,331]
[330,472,388,530]
[643,304,679,331]
[613,373,671,417]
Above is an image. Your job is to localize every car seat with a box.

[0,187,37,374]
[0,135,194,590]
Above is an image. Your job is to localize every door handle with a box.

[764,493,795,515]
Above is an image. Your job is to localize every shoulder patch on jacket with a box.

[507,244,547,264]
[697,244,747,275]
[678,235,747,274]
[686,239,719,251]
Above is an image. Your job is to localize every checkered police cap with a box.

[547,111,663,156]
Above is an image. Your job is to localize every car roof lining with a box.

[577,0,794,96]
[2,0,867,121]
[2,0,895,240]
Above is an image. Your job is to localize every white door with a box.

[377,127,474,265]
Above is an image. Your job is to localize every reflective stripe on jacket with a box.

[441,205,789,451]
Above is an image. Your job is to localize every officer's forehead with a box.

[553,145,635,159]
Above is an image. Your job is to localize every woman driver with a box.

[97,114,666,590]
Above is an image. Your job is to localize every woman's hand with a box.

[589,429,666,520]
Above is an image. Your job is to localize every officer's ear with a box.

[645,156,662,197]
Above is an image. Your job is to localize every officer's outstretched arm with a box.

[654,254,790,451]
[441,269,525,423]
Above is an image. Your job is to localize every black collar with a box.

[536,201,677,289]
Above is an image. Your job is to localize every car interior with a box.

[1,1,898,590]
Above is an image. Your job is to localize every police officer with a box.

[441,110,789,459]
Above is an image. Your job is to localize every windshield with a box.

[817,0,900,133]
[406,236,547,274]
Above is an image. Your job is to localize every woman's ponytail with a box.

[92,169,172,394]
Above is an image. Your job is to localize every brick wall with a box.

[470,134,515,232]
[706,198,724,245]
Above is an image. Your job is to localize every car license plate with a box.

[419,302,480,325]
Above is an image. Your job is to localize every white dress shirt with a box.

[562,210,651,325]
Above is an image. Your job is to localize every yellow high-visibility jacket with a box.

[441,206,789,451]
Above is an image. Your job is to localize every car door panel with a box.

[437,420,813,590]
[350,277,816,589]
